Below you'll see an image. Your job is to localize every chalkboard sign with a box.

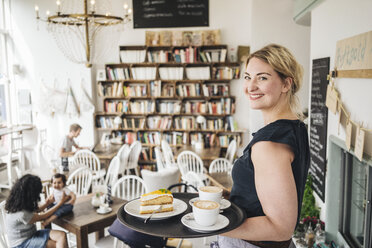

[309,57,330,202]
[133,0,209,28]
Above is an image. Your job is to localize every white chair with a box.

[0,200,9,248]
[96,175,147,248]
[41,143,59,170]
[177,151,206,182]
[72,149,105,184]
[141,167,180,192]
[154,146,166,171]
[225,139,237,164]
[66,167,93,196]
[183,171,205,193]
[116,143,130,176]
[124,141,142,176]
[112,175,148,201]
[209,158,232,174]
[161,140,176,168]
[105,156,120,187]
[0,136,23,190]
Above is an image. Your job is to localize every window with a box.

[0,0,11,126]
[339,149,372,248]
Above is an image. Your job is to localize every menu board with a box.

[133,0,209,28]
[309,57,330,202]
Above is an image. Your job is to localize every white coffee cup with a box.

[198,186,223,204]
[99,203,109,212]
[193,200,220,226]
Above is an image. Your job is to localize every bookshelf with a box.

[96,45,244,170]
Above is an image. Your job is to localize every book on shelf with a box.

[186,67,210,80]
[131,67,157,80]
[212,66,240,80]
[147,116,172,130]
[161,84,174,97]
[150,80,162,97]
[104,100,129,113]
[176,84,201,97]
[120,49,146,63]
[130,100,155,114]
[174,116,196,130]
[106,67,130,80]
[159,67,184,80]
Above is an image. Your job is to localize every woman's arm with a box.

[37,195,55,212]
[222,141,298,241]
[29,193,68,224]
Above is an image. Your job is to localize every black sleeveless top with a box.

[230,119,310,224]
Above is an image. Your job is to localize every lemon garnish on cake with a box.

[140,189,173,214]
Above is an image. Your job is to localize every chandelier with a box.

[35,0,132,67]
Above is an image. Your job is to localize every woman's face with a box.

[244,57,289,111]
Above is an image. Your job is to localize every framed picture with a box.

[96,69,106,81]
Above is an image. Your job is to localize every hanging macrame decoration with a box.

[37,79,68,116]
[79,79,95,113]
[65,83,80,117]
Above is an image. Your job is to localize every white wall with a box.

[310,0,372,223]
[248,0,311,134]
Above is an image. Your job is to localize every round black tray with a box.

[117,192,246,238]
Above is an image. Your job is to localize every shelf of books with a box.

[96,45,244,170]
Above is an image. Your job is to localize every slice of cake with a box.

[139,189,173,214]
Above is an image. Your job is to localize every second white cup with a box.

[198,186,223,203]
[192,200,220,226]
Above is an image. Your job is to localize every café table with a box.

[52,193,126,248]
[206,171,233,193]
[117,193,246,239]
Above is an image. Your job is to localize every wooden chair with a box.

[209,158,232,174]
[125,141,142,176]
[154,146,166,171]
[225,139,237,164]
[161,140,176,168]
[0,201,9,248]
[112,175,148,201]
[66,167,93,196]
[177,150,206,182]
[72,149,105,184]
[117,143,130,177]
[104,156,120,187]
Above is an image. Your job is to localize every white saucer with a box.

[189,197,231,210]
[181,213,229,233]
[97,207,112,214]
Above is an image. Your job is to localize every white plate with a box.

[181,213,229,233]
[124,198,187,220]
[189,197,231,210]
[97,207,112,214]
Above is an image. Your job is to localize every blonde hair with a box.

[246,44,304,119]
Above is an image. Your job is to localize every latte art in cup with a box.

[192,200,220,226]
[193,200,219,210]
[199,186,223,203]
[199,186,223,193]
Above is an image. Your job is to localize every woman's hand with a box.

[46,195,55,205]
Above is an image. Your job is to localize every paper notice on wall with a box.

[335,30,372,70]
[355,126,365,161]
[345,121,353,150]
[326,85,338,114]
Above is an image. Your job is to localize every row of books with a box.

[139,147,151,161]
[156,101,182,114]
[163,132,188,146]
[97,116,115,129]
[120,49,146,63]
[106,67,130,80]
[183,98,234,114]
[176,83,201,97]
[199,49,227,63]
[219,135,241,147]
[104,100,155,113]
[212,67,240,80]
[123,85,147,97]
[138,132,161,145]
[185,66,210,80]
[174,116,196,130]
[131,67,157,80]
[97,82,123,97]
[174,47,197,63]
[147,50,172,63]
[202,84,229,97]
[123,118,146,129]
[190,133,217,148]
[147,116,173,129]
[159,67,184,80]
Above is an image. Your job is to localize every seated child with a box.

[43,173,76,227]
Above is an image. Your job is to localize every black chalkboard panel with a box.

[309,57,330,202]
[133,0,209,28]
